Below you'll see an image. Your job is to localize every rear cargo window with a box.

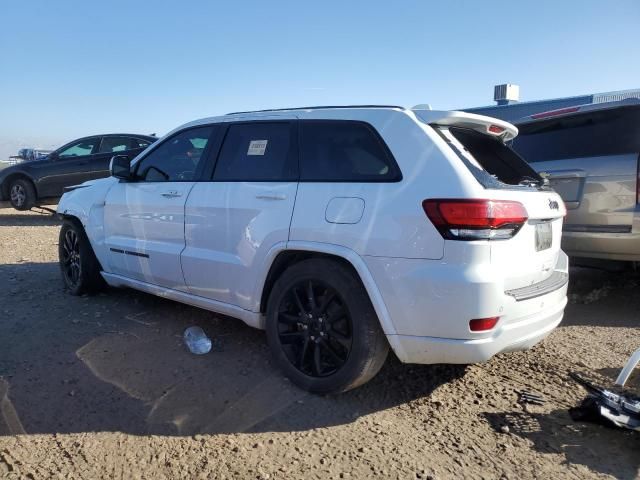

[443,127,543,188]
[513,106,640,162]
[299,121,401,182]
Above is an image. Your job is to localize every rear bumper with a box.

[562,231,640,261]
[387,292,566,364]
[364,250,569,365]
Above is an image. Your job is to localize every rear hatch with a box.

[415,109,566,290]
[512,103,640,234]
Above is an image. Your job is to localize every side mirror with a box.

[110,155,134,180]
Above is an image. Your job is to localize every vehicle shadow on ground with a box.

[0,261,467,437]
[0,211,60,227]
[483,410,640,479]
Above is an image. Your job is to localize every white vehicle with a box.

[57,105,569,393]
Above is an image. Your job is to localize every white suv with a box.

[57,105,569,393]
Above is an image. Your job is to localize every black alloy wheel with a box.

[276,280,353,377]
[60,228,81,289]
[266,258,389,393]
[58,219,105,295]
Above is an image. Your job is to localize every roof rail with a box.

[225,105,405,115]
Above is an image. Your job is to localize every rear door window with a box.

[99,136,136,153]
[513,106,640,162]
[213,122,296,181]
[299,121,400,182]
[133,137,153,149]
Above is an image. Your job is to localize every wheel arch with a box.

[257,242,397,335]
[1,172,38,200]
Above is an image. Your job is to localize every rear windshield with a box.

[513,106,640,162]
[440,126,544,189]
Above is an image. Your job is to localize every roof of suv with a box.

[226,105,406,115]
[176,105,518,141]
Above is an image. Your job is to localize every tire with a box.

[266,258,389,394]
[58,219,105,295]
[9,178,36,211]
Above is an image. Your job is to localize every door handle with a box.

[161,191,182,198]
[255,193,286,201]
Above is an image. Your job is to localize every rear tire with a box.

[9,178,36,211]
[266,258,389,393]
[58,219,105,295]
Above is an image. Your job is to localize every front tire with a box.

[58,220,105,295]
[9,178,36,210]
[266,258,389,393]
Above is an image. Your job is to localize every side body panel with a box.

[56,177,118,269]
[182,181,298,310]
[102,181,195,289]
[289,109,480,259]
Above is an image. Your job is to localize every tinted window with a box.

[58,138,99,157]
[135,126,214,182]
[213,122,295,181]
[99,136,136,153]
[299,121,399,181]
[513,107,640,162]
[134,138,153,149]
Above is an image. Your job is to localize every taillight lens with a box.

[469,317,499,332]
[423,199,528,240]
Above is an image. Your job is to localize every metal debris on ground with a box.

[183,326,212,355]
[517,390,545,406]
[569,371,640,432]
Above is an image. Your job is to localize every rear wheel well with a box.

[1,173,37,199]
[260,250,364,313]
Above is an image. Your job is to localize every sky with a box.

[1,0,639,159]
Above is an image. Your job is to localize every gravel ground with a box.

[0,209,638,479]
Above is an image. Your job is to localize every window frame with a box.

[130,125,220,183]
[207,120,299,182]
[297,119,402,183]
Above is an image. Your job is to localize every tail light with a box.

[423,199,528,240]
[469,317,499,332]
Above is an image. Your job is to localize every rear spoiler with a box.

[412,109,518,141]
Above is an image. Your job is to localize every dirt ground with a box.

[0,209,638,480]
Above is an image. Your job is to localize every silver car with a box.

[512,99,640,262]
